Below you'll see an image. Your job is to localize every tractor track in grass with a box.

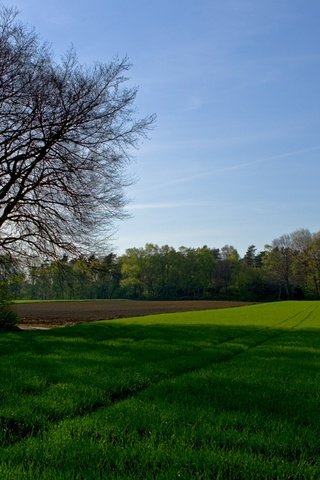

[1,304,317,448]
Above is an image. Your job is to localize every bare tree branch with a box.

[0,7,155,259]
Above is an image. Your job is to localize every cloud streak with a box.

[126,201,210,211]
[151,145,320,189]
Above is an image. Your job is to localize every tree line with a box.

[4,228,320,302]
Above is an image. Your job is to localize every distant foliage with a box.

[7,244,270,301]
[6,228,320,302]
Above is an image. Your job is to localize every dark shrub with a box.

[0,282,19,330]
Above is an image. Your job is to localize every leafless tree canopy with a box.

[0,7,154,259]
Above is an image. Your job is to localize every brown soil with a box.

[13,300,253,328]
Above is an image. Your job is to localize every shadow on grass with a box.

[0,320,319,447]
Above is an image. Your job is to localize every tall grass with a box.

[0,301,319,479]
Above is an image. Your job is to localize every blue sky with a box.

[12,0,320,255]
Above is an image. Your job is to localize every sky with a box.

[10,0,320,256]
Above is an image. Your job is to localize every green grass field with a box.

[0,301,319,479]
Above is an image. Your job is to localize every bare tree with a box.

[0,7,154,259]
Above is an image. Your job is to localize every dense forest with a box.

[3,228,320,302]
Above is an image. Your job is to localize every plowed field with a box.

[13,300,253,327]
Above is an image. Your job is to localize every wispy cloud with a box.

[137,125,301,158]
[126,201,210,211]
[184,95,205,112]
[151,146,320,189]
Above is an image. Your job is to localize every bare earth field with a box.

[13,300,253,327]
